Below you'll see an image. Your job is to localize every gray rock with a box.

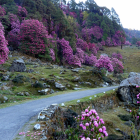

[55,82,65,90]
[128,72,140,78]
[38,89,49,95]
[34,124,40,130]
[50,89,55,94]
[17,92,24,96]
[73,88,82,90]
[24,92,30,96]
[101,53,108,57]
[0,94,8,104]
[9,58,26,72]
[120,75,140,86]
[1,75,9,81]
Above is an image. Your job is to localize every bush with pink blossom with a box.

[17,5,28,19]
[111,52,123,60]
[18,19,50,55]
[0,22,9,64]
[58,38,81,67]
[95,55,114,72]
[49,48,55,61]
[0,5,6,16]
[76,38,89,51]
[65,106,108,140]
[111,58,124,74]
[75,48,85,63]
[85,54,97,66]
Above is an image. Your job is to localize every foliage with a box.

[85,54,97,66]
[65,106,108,140]
[18,19,50,54]
[111,58,124,74]
[95,55,114,72]
[111,52,123,60]
[0,5,6,16]
[0,22,9,64]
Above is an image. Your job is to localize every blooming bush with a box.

[0,22,9,64]
[88,43,97,56]
[111,58,124,74]
[17,5,28,19]
[58,38,81,67]
[105,37,112,47]
[7,14,20,49]
[111,52,123,60]
[96,43,103,51]
[136,41,140,46]
[95,56,114,72]
[18,19,49,54]
[85,54,97,66]
[75,48,85,63]
[65,106,108,140]
[76,38,89,51]
[49,48,55,61]
[125,41,131,46]
[0,6,6,16]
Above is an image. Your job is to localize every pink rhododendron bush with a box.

[18,19,50,55]
[111,58,124,74]
[65,106,108,140]
[85,54,97,66]
[0,22,9,64]
[0,5,6,16]
[7,14,21,49]
[95,56,114,72]
[58,38,81,67]
[111,52,123,60]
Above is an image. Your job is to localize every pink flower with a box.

[85,123,89,126]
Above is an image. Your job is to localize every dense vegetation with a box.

[0,0,126,72]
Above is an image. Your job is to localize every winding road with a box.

[0,86,118,140]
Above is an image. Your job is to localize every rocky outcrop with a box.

[9,58,26,72]
[117,73,140,105]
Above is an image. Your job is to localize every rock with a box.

[17,92,24,96]
[50,89,55,94]
[9,58,26,72]
[55,82,65,90]
[24,92,30,96]
[128,72,140,78]
[85,82,92,86]
[34,124,41,130]
[71,69,79,72]
[1,75,9,81]
[26,69,34,73]
[120,75,140,86]
[73,88,82,90]
[72,76,81,82]
[117,85,138,104]
[101,53,108,57]
[0,94,8,104]
[40,78,46,81]
[38,89,49,95]
[0,86,10,90]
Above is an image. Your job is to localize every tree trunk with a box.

[121,45,122,49]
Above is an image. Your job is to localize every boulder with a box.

[1,75,9,81]
[128,72,140,78]
[55,82,65,90]
[34,124,40,130]
[38,89,50,95]
[117,75,140,104]
[9,58,26,72]
[0,94,8,104]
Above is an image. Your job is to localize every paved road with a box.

[0,86,118,140]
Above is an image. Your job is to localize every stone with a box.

[1,75,9,81]
[38,89,49,95]
[0,86,10,90]
[55,82,65,90]
[73,88,82,90]
[0,94,8,104]
[50,89,55,94]
[24,92,30,96]
[72,76,81,82]
[128,72,140,78]
[26,69,34,73]
[17,92,24,96]
[120,75,140,86]
[34,124,40,130]
[101,53,108,57]
[9,58,26,72]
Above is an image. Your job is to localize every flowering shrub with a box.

[92,26,103,40]
[0,6,6,16]
[49,48,55,61]
[101,40,105,46]
[111,52,123,60]
[105,37,112,47]
[95,56,114,72]
[88,43,97,56]
[111,58,124,74]
[75,48,85,63]
[19,19,49,54]
[0,22,9,64]
[85,54,97,66]
[129,86,140,139]
[17,6,28,19]
[96,43,103,51]
[65,106,108,140]
[125,41,131,46]
[58,38,81,67]
[76,38,89,51]
[136,41,140,46]
[7,14,20,49]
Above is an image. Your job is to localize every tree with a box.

[111,8,120,25]
[0,22,9,64]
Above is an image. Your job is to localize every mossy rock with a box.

[0,94,8,104]
[118,114,134,122]
[12,74,31,84]
[32,82,44,88]
[106,134,124,140]
[102,76,112,84]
